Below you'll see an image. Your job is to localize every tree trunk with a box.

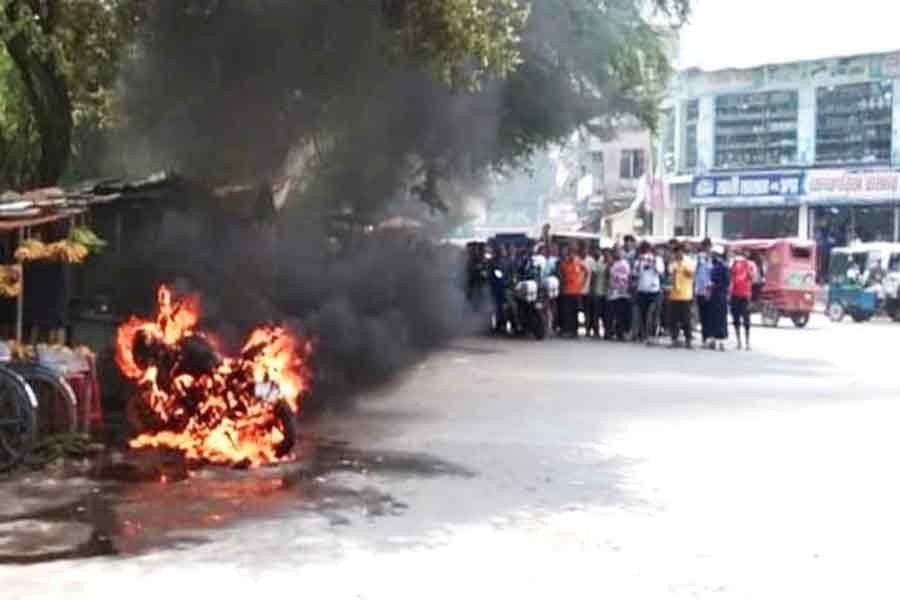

[4,33,73,187]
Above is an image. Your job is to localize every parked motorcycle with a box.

[513,280,548,340]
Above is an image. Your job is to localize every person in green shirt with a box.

[589,248,610,339]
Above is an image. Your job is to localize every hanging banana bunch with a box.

[0,265,22,297]
[14,239,50,262]
[15,239,90,264]
[51,240,89,263]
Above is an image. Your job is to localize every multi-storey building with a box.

[578,124,653,236]
[656,50,900,247]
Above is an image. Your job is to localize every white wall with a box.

[798,204,810,240]
[705,208,721,239]
[652,206,675,237]
[697,96,715,172]
[797,87,816,165]
[892,79,900,166]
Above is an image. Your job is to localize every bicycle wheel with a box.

[0,365,38,470]
[10,363,78,436]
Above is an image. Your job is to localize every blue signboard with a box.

[691,172,804,206]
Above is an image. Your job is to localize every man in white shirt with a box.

[635,241,664,343]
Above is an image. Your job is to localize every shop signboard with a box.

[805,169,900,204]
[691,172,804,206]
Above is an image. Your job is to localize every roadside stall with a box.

[0,188,104,445]
[0,172,274,469]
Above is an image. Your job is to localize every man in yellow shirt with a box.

[668,242,696,348]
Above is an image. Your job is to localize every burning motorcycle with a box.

[117,286,309,467]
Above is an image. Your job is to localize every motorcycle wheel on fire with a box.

[272,400,297,457]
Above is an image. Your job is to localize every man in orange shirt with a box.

[559,245,588,337]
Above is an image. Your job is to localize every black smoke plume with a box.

[89,199,478,415]
[97,2,510,413]
[114,1,507,215]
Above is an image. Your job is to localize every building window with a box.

[590,151,604,191]
[620,149,645,180]
[683,100,699,170]
[816,81,893,164]
[714,90,799,168]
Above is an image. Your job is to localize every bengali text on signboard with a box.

[805,169,900,203]
[691,173,803,206]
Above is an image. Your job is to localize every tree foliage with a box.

[1,0,689,211]
[0,50,40,188]
[385,0,531,90]
[0,0,141,187]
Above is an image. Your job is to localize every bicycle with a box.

[0,359,81,471]
[0,364,39,471]
[10,362,79,437]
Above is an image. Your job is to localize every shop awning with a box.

[0,209,85,232]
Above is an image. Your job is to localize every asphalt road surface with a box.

[3,314,900,599]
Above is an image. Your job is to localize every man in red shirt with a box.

[729,250,758,350]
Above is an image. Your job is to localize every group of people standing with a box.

[480,235,759,351]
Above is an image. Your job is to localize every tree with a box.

[1,0,689,204]
[0,49,41,188]
[0,0,141,187]
[118,0,688,215]
[1,1,72,186]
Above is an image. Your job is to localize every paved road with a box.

[3,315,900,599]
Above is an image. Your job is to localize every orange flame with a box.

[116,285,311,467]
